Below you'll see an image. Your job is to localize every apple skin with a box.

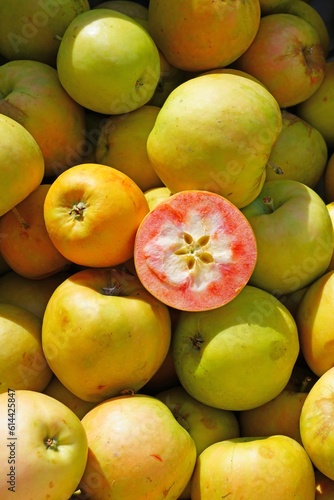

[326,201,334,270]
[94,0,149,20]
[265,110,328,189]
[259,0,330,55]
[144,186,172,211]
[325,152,334,203]
[241,179,334,296]
[300,366,334,481]
[0,389,88,500]
[296,61,334,151]
[296,270,334,377]
[190,435,316,500]
[234,13,326,108]
[171,285,300,411]
[0,114,44,217]
[0,0,90,67]
[0,59,87,178]
[56,9,161,114]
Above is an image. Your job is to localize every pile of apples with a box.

[0,0,334,498]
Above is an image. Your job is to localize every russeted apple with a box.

[146,72,282,209]
[134,190,258,312]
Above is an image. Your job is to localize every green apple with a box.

[241,179,334,296]
[171,285,300,411]
[56,9,161,114]
[0,114,44,217]
[0,0,90,67]
[147,72,282,209]
[265,109,328,189]
[296,61,334,151]
[0,389,88,499]
[0,59,87,178]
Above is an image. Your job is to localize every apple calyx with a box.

[11,206,29,229]
[69,201,86,221]
[44,436,59,451]
[190,332,204,351]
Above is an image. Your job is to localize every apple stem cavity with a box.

[11,206,29,229]
[44,436,58,451]
[69,201,86,221]
[190,332,204,351]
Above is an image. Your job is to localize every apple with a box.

[171,285,300,411]
[300,366,334,480]
[144,186,172,211]
[56,9,161,114]
[265,110,328,189]
[0,0,90,67]
[147,72,282,209]
[94,0,149,20]
[0,389,88,499]
[0,303,52,394]
[134,190,258,312]
[0,114,44,217]
[326,201,334,270]
[296,61,334,151]
[0,252,10,277]
[78,393,197,499]
[42,267,172,402]
[296,270,334,377]
[241,179,334,296]
[0,59,88,178]
[234,13,326,108]
[43,376,97,420]
[156,385,240,499]
[95,105,164,192]
[259,0,330,55]
[148,0,261,71]
[190,435,315,499]
[0,270,70,320]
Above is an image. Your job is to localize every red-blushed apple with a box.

[241,179,334,296]
[42,267,172,403]
[190,435,315,499]
[0,303,52,394]
[77,393,197,499]
[171,285,300,411]
[234,13,326,108]
[265,110,328,189]
[146,72,282,209]
[94,105,164,192]
[148,0,261,71]
[0,59,88,178]
[296,61,334,151]
[0,114,44,217]
[56,9,161,114]
[300,366,334,480]
[0,389,88,499]
[259,0,330,55]
[134,190,257,312]
[0,0,90,67]
[0,184,71,279]
[0,270,70,320]
[296,270,334,377]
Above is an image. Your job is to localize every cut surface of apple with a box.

[134,190,257,312]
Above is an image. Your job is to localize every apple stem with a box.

[11,207,29,229]
[300,376,313,393]
[262,197,275,212]
[267,161,284,176]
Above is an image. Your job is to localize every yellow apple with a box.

[144,186,172,211]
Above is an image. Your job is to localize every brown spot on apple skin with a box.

[49,481,54,488]
[151,454,163,462]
